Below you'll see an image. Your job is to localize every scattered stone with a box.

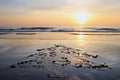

[52,60,56,63]
[61,57,67,60]
[75,63,82,68]
[17,63,20,65]
[92,55,98,58]
[20,62,24,64]
[10,64,16,68]
[10,44,111,78]
[36,49,45,51]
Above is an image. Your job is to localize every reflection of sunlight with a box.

[79,32,84,40]
[78,32,84,45]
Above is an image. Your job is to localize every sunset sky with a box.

[0,0,120,27]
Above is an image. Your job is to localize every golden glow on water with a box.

[78,32,84,46]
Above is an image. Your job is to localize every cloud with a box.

[0,0,68,15]
[0,0,67,11]
[0,0,120,14]
[60,0,120,13]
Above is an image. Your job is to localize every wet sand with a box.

[0,32,120,80]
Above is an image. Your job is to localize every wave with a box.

[0,26,120,32]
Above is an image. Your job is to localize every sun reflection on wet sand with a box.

[0,32,119,80]
[78,32,84,46]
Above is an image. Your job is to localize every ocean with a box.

[0,26,120,80]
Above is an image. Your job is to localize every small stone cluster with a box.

[10,44,111,78]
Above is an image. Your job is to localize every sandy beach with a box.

[1,0,120,79]
[0,32,120,80]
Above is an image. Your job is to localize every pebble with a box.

[92,55,98,58]
[10,64,16,68]
[10,44,111,76]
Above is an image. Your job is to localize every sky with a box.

[0,0,120,27]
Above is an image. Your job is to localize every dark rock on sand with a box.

[10,64,16,68]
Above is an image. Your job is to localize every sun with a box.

[75,12,89,24]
